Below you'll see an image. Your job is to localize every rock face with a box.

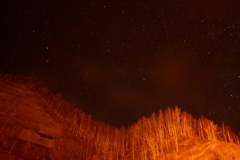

[0,73,240,160]
[0,78,62,159]
[0,75,88,159]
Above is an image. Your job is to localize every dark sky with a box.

[2,0,240,131]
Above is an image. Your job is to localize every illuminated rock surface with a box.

[0,73,239,159]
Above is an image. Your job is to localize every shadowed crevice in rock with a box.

[36,132,55,140]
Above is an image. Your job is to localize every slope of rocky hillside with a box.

[0,73,239,159]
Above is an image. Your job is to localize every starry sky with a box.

[2,0,240,131]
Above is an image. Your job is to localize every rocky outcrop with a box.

[0,79,82,159]
[0,73,239,159]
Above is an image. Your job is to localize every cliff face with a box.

[0,78,83,159]
[0,74,103,159]
[0,73,240,160]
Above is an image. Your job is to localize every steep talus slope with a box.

[0,73,239,160]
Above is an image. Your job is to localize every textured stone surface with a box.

[0,81,75,159]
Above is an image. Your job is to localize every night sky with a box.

[2,1,240,131]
